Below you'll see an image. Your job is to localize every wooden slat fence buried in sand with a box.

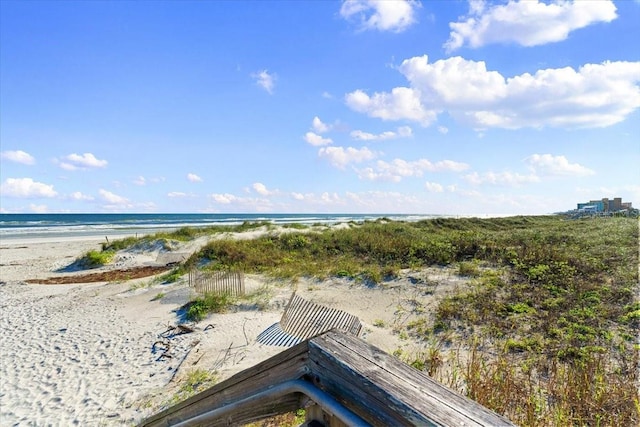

[280,293,362,340]
[188,268,245,296]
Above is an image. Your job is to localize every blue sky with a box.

[1,0,639,215]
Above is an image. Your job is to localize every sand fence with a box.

[257,293,362,346]
[187,267,362,347]
[188,268,245,297]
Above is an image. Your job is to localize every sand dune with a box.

[0,234,465,425]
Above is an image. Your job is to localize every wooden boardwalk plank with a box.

[307,332,515,427]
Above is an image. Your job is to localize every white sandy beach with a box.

[0,229,467,426]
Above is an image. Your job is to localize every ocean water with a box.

[0,213,441,241]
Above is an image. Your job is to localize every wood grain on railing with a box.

[140,330,515,427]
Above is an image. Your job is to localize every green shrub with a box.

[282,223,309,230]
[172,227,199,240]
[457,261,481,277]
[81,250,115,268]
[186,292,235,322]
[160,268,184,283]
[507,302,536,315]
[102,236,140,251]
[151,292,165,301]
[279,233,310,250]
[168,369,218,405]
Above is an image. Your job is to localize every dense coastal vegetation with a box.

[85,215,639,425]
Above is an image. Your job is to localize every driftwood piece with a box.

[169,340,201,383]
[152,341,170,353]
[156,352,173,362]
[177,324,195,334]
[160,324,196,339]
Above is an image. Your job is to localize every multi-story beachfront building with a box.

[576,197,633,213]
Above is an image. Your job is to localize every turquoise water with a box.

[0,213,441,240]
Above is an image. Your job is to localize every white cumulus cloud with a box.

[69,191,94,201]
[340,0,420,33]
[318,146,377,169]
[350,126,413,141]
[425,181,444,193]
[526,154,595,177]
[211,193,237,204]
[464,171,540,186]
[133,176,147,186]
[304,132,333,146]
[1,150,35,165]
[400,56,507,107]
[445,0,617,52]
[98,189,129,205]
[168,192,188,198]
[208,193,274,211]
[0,178,58,198]
[348,55,640,129]
[359,158,469,182]
[58,153,108,171]
[433,160,470,172]
[187,173,203,182]
[252,182,273,196]
[312,116,331,133]
[252,69,276,94]
[345,87,437,125]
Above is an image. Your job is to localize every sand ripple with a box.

[0,282,191,426]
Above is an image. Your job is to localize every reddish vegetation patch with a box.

[26,266,171,284]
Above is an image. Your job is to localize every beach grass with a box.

[166,369,218,407]
[184,292,236,321]
[81,249,115,268]
[93,215,638,425]
[182,215,638,426]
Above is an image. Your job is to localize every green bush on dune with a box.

[81,249,115,268]
[185,292,235,321]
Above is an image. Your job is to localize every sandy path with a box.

[2,282,166,424]
[0,237,297,425]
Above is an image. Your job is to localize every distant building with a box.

[576,197,633,213]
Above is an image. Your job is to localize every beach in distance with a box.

[0,212,445,241]
[0,214,637,426]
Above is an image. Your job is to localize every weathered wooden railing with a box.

[140,330,515,427]
[188,268,245,296]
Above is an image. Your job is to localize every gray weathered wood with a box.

[189,268,245,296]
[307,332,515,426]
[141,341,310,427]
[280,294,362,341]
[140,330,516,427]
